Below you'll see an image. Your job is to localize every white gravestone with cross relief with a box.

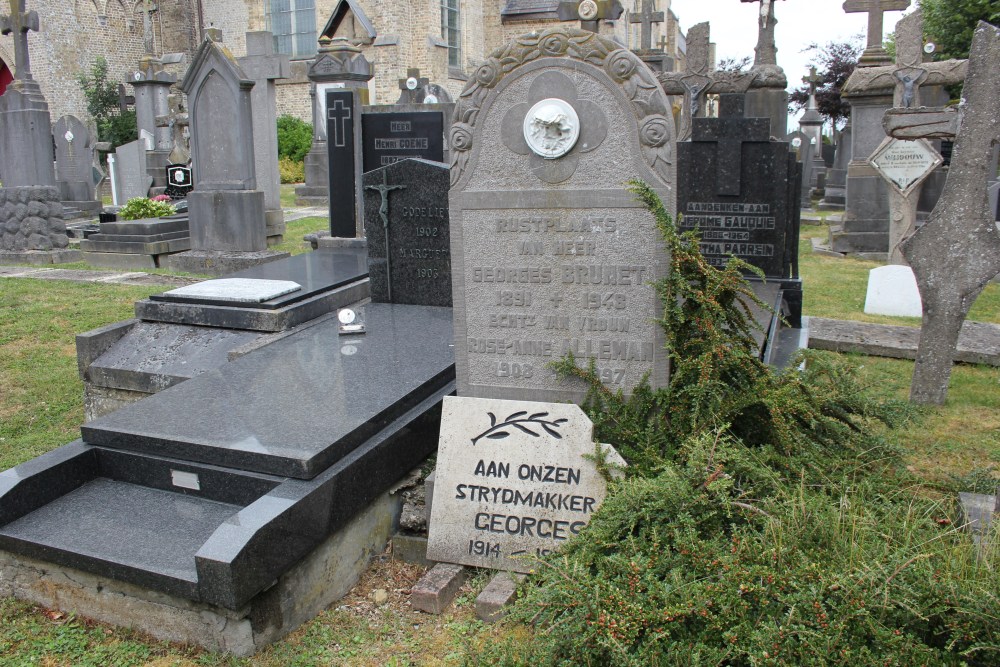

[427,396,624,572]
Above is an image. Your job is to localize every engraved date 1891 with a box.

[496,290,532,306]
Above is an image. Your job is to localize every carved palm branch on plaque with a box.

[471,411,569,445]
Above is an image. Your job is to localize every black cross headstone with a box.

[1,0,39,82]
[692,94,771,196]
[629,0,664,51]
[326,89,359,237]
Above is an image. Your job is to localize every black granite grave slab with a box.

[149,248,369,310]
[677,94,798,281]
[361,111,444,172]
[136,248,370,331]
[362,159,451,306]
[83,304,455,478]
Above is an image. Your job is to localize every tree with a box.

[920,0,1000,61]
[76,57,137,150]
[716,55,752,73]
[788,38,863,130]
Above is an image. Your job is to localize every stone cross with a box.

[556,0,624,34]
[899,21,1000,405]
[397,68,429,104]
[364,171,406,302]
[630,0,664,51]
[0,0,39,82]
[803,65,823,96]
[843,0,910,67]
[658,22,758,140]
[140,0,157,55]
[117,84,135,112]
[740,0,784,67]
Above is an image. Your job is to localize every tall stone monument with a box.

[740,0,788,139]
[0,0,76,264]
[238,31,290,245]
[449,27,675,403]
[166,33,287,274]
[798,66,828,195]
[294,37,373,208]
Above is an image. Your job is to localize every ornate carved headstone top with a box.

[308,37,373,82]
[449,28,675,403]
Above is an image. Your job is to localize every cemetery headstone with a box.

[449,27,675,404]
[426,396,625,572]
[167,34,285,274]
[326,88,364,238]
[899,21,1000,405]
[130,55,176,190]
[361,111,444,171]
[396,68,429,104]
[677,94,799,281]
[113,139,152,204]
[295,37,373,208]
[238,31,290,244]
[53,115,101,214]
[819,122,851,210]
[362,158,451,306]
[784,130,815,209]
[164,164,194,199]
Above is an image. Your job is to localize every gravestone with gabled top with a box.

[53,115,101,216]
[449,27,674,404]
[165,33,287,275]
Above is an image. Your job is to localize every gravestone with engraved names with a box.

[449,27,675,404]
[53,115,100,214]
[362,159,451,306]
[427,396,624,572]
[677,94,799,282]
[361,112,444,172]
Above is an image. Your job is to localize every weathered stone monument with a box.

[740,0,788,138]
[166,33,287,274]
[237,31,290,245]
[53,115,101,216]
[897,22,1000,405]
[0,0,76,265]
[363,158,451,306]
[798,66,828,196]
[294,37,373,208]
[819,122,851,210]
[449,27,675,403]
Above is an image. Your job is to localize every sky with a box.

[666,0,914,129]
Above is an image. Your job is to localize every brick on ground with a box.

[410,562,466,614]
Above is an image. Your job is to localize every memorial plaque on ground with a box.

[869,137,943,196]
[676,94,798,279]
[361,111,444,172]
[362,158,451,306]
[426,396,624,572]
[449,28,675,403]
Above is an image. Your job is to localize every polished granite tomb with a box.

[1,303,455,614]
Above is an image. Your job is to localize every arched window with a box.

[441,0,460,70]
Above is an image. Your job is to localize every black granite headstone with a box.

[362,158,451,306]
[361,111,444,172]
[164,164,193,199]
[326,89,358,237]
[677,94,798,281]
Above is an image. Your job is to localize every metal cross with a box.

[1,0,39,82]
[365,171,406,302]
[629,0,664,51]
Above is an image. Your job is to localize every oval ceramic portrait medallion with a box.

[522,98,581,160]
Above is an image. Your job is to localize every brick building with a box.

[0,1,686,129]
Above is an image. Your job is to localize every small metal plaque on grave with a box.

[869,137,943,197]
[163,279,302,304]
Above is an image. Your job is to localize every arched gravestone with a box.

[449,28,675,404]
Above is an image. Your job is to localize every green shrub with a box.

[76,57,137,151]
[277,114,313,162]
[278,156,305,184]
[466,182,999,667]
[116,197,176,221]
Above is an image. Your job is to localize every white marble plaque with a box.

[164,279,302,303]
[427,396,624,572]
[870,137,943,196]
[864,265,923,317]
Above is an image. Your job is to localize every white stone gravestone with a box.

[427,396,625,572]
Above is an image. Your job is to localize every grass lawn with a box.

[0,218,997,664]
